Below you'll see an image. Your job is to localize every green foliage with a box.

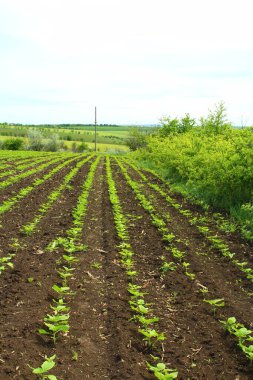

[27,130,44,151]
[221,317,253,362]
[147,362,178,379]
[28,355,58,380]
[203,298,225,314]
[199,102,232,135]
[0,254,15,274]
[1,138,24,150]
[126,127,148,151]
[133,105,253,236]
[159,113,196,137]
[76,142,89,152]
[138,328,166,347]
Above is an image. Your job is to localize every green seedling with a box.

[71,350,78,361]
[126,270,138,278]
[183,262,196,280]
[90,262,102,269]
[197,226,210,235]
[0,255,15,274]
[160,261,177,273]
[129,299,151,315]
[204,298,225,314]
[128,283,146,299]
[220,317,253,361]
[240,344,253,362]
[44,313,69,324]
[57,267,74,285]
[163,233,175,243]
[139,328,166,347]
[28,355,58,380]
[9,238,23,252]
[39,312,70,343]
[199,287,209,295]
[221,317,239,333]
[21,223,36,236]
[52,284,74,296]
[134,315,159,328]
[171,247,184,261]
[50,298,70,314]
[147,362,178,379]
[27,277,34,283]
[62,254,79,265]
[180,209,192,218]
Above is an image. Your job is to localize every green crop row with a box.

[115,158,196,281]
[123,158,253,285]
[0,155,82,216]
[21,155,93,235]
[29,156,101,379]
[106,156,178,380]
[0,154,67,191]
[0,154,59,180]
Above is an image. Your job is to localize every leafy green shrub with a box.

[133,105,253,237]
[126,127,148,151]
[2,138,24,150]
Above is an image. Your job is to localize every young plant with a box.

[0,254,15,274]
[220,316,253,362]
[38,313,70,344]
[134,315,159,328]
[138,328,166,348]
[160,261,177,273]
[203,298,224,315]
[52,284,74,297]
[129,299,151,315]
[182,261,196,280]
[28,354,58,380]
[147,362,178,380]
[50,298,70,314]
[90,262,102,269]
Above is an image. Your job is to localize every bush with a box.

[43,134,60,152]
[1,138,24,150]
[27,130,44,151]
[76,142,89,153]
[136,129,253,208]
[126,127,147,151]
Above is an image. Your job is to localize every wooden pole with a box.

[95,106,97,152]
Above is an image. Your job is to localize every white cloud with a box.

[0,0,253,124]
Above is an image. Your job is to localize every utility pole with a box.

[94,106,97,152]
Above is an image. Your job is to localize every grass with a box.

[0,124,132,152]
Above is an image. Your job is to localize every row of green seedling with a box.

[0,154,68,191]
[115,158,195,281]
[0,156,90,274]
[0,151,51,167]
[0,154,58,180]
[123,159,253,285]
[220,317,253,362]
[123,158,238,236]
[0,155,84,216]
[106,156,178,380]
[30,156,100,379]
[121,159,253,367]
[21,155,94,235]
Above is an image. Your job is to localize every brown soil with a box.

[0,155,252,380]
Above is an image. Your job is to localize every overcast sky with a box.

[0,0,252,125]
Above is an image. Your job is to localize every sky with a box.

[0,0,253,125]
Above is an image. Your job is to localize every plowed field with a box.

[0,152,252,379]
